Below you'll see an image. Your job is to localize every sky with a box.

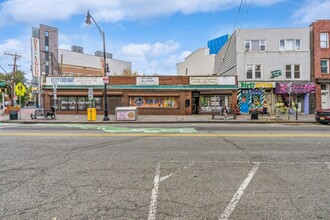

[0,0,330,81]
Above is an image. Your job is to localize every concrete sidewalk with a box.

[0,107,317,124]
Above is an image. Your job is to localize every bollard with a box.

[87,108,92,121]
[91,108,97,121]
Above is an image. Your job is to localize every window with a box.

[246,65,253,79]
[321,59,329,74]
[280,39,301,51]
[295,39,301,50]
[294,65,300,79]
[320,33,329,48]
[244,41,250,51]
[260,40,266,51]
[255,65,261,79]
[285,64,301,79]
[285,65,292,78]
[280,40,285,51]
[244,40,266,52]
[246,64,262,79]
[285,39,294,50]
[321,84,327,90]
[251,40,259,51]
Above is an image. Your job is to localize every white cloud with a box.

[0,38,31,75]
[119,41,190,75]
[121,40,180,58]
[292,0,330,25]
[0,0,286,25]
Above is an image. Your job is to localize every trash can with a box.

[251,111,259,120]
[9,110,18,120]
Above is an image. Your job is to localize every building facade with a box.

[58,48,131,77]
[32,24,59,76]
[43,76,237,115]
[311,20,330,110]
[215,28,315,114]
[177,48,215,76]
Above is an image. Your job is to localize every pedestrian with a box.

[262,101,270,116]
[222,105,228,120]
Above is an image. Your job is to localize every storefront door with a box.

[192,97,199,114]
[241,92,250,113]
[321,92,329,109]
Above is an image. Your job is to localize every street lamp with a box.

[85,11,109,121]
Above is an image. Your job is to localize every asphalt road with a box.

[0,123,330,219]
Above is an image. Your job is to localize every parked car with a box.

[315,109,330,124]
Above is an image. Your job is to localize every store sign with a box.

[46,77,104,86]
[190,77,218,85]
[271,70,282,78]
[275,82,315,94]
[218,76,236,85]
[239,82,275,89]
[136,77,159,85]
[31,37,41,77]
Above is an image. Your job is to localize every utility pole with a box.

[5,53,22,106]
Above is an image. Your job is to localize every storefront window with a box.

[77,97,87,110]
[200,95,231,112]
[129,96,178,108]
[95,97,102,110]
[57,96,102,111]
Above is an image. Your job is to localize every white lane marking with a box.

[148,163,161,220]
[219,162,261,220]
[326,162,330,170]
[160,162,195,182]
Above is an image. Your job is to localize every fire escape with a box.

[40,50,63,76]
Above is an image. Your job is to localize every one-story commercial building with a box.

[43,76,238,115]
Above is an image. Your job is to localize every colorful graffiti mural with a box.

[275,83,315,94]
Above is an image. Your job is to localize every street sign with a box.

[0,81,6,87]
[88,88,93,100]
[15,82,26,96]
[271,70,282,78]
[103,76,109,84]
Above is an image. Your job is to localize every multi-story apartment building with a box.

[32,24,59,76]
[215,28,315,114]
[311,20,330,110]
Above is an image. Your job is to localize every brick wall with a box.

[311,20,330,109]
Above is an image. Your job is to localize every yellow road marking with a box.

[1,133,330,137]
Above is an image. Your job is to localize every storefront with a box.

[275,82,316,114]
[189,76,237,114]
[43,76,238,115]
[237,82,276,114]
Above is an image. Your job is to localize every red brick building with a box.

[311,20,330,110]
[43,76,238,115]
